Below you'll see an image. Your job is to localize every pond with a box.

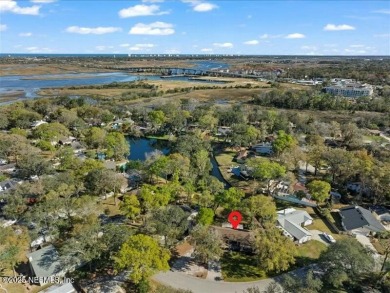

[127,137,230,188]
[127,137,169,161]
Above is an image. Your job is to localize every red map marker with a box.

[228,211,242,229]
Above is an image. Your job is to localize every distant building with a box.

[277,208,313,244]
[323,79,373,98]
[339,205,386,236]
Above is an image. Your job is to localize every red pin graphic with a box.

[228,211,242,229]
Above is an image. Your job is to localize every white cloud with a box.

[193,3,217,12]
[129,22,174,35]
[19,32,32,37]
[120,44,130,47]
[119,4,169,18]
[0,24,7,32]
[244,40,259,45]
[344,48,366,54]
[30,0,56,3]
[142,0,164,2]
[182,1,217,12]
[165,49,181,54]
[350,44,364,48]
[259,33,283,39]
[201,48,213,52]
[129,44,155,51]
[25,46,53,53]
[301,45,317,50]
[285,33,305,39]
[213,42,233,48]
[0,0,40,15]
[372,9,390,15]
[95,45,114,51]
[324,44,338,48]
[323,24,355,31]
[66,26,122,35]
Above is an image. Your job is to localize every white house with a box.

[277,208,313,244]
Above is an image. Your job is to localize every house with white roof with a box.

[277,208,313,244]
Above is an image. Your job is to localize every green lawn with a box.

[296,240,327,266]
[221,251,267,282]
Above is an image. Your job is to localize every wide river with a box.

[0,60,230,99]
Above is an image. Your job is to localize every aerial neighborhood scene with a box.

[0,0,390,293]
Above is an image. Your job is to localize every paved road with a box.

[153,266,315,293]
[154,271,277,293]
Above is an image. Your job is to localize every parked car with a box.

[322,232,336,243]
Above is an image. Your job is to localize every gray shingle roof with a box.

[0,180,17,194]
[278,219,311,240]
[340,206,386,233]
[277,209,312,240]
[28,245,63,278]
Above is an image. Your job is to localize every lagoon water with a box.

[0,60,230,99]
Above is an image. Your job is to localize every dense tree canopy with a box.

[307,180,331,203]
[190,225,225,264]
[114,234,170,284]
[252,225,297,273]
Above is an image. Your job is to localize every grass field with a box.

[221,251,267,282]
[38,88,152,98]
[296,240,328,266]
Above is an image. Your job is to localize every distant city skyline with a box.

[0,0,389,55]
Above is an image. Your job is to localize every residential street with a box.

[153,266,315,293]
[153,270,277,293]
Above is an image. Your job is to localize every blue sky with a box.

[0,0,389,55]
